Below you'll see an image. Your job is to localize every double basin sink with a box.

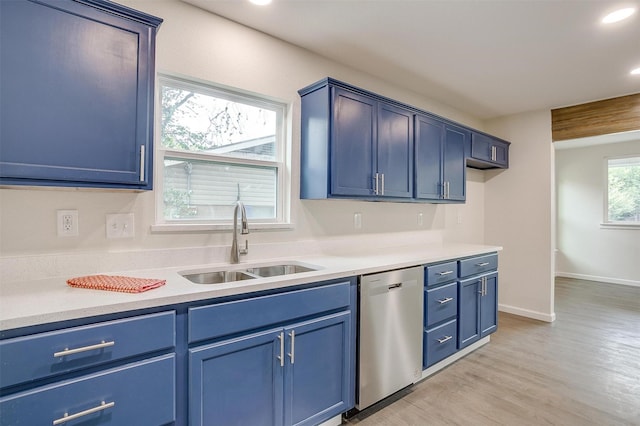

[180,262,320,285]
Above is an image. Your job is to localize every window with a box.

[156,75,288,228]
[604,155,640,225]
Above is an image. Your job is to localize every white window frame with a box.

[152,74,291,232]
[602,154,640,229]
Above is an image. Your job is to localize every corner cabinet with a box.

[300,81,413,200]
[467,132,510,169]
[415,115,468,202]
[0,0,162,190]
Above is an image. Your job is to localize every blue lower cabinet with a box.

[0,354,175,425]
[424,319,458,368]
[189,312,352,426]
[189,329,284,426]
[458,272,498,349]
[284,312,351,426]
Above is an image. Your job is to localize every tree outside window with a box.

[606,155,640,223]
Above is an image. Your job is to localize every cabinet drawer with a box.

[425,261,458,286]
[459,253,498,278]
[425,282,457,327]
[0,311,175,389]
[0,354,175,426]
[189,280,352,344]
[424,319,458,368]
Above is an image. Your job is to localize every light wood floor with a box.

[346,278,640,425]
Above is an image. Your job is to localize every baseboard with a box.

[555,272,640,288]
[498,304,556,322]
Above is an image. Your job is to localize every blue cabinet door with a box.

[284,312,352,426]
[458,277,481,349]
[189,329,284,426]
[458,272,498,349]
[376,102,413,198]
[480,273,498,337]
[415,116,466,202]
[331,88,376,196]
[414,114,444,199]
[443,124,468,201]
[0,0,160,189]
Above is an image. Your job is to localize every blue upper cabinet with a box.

[376,102,414,198]
[415,115,468,202]
[331,88,377,197]
[0,0,162,190]
[300,78,508,203]
[468,132,510,169]
[300,80,413,200]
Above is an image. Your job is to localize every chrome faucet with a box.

[230,201,249,263]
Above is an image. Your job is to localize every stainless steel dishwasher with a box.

[357,266,424,410]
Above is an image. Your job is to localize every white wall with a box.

[484,111,556,322]
[555,140,640,286]
[0,0,485,265]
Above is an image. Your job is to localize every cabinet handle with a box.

[437,297,454,304]
[277,332,284,367]
[53,340,115,358]
[436,335,453,344]
[373,173,379,195]
[380,173,385,195]
[288,330,295,364]
[52,401,115,425]
[438,270,454,276]
[476,262,490,267]
[139,144,145,182]
[491,145,497,162]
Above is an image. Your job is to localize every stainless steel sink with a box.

[181,270,255,285]
[244,264,317,277]
[180,262,320,285]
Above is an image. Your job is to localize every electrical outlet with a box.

[57,210,79,237]
[106,213,135,239]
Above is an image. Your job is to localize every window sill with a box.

[151,222,294,233]
[599,222,640,230]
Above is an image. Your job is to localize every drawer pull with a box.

[437,297,454,304]
[53,340,115,358]
[53,401,115,425]
[436,335,453,344]
[476,262,490,267]
[437,271,454,276]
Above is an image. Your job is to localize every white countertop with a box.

[0,243,500,332]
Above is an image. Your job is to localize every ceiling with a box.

[183,0,640,120]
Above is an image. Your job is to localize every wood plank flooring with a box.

[345,278,640,425]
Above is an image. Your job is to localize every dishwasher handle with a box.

[388,283,403,290]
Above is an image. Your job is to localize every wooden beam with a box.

[551,93,640,141]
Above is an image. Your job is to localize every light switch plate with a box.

[106,213,135,239]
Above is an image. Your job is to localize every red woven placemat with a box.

[67,275,166,293]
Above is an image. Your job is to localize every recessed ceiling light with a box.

[249,0,272,5]
[631,67,640,75]
[602,7,636,24]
